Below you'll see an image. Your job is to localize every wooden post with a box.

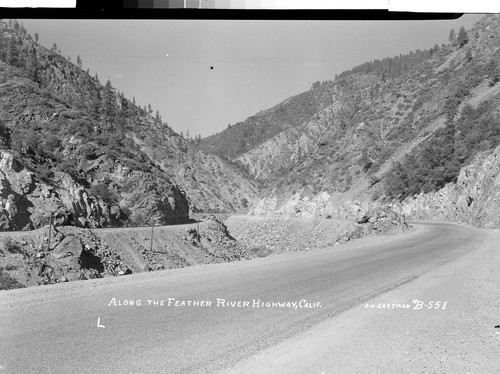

[197,211,200,245]
[150,222,154,252]
[47,212,53,251]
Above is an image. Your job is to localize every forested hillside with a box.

[196,15,500,221]
[197,81,336,162]
[1,15,499,229]
[0,19,258,231]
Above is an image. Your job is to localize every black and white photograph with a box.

[0,3,499,373]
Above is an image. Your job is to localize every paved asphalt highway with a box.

[0,222,484,373]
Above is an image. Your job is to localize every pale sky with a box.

[21,15,483,138]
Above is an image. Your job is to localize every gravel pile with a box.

[225,216,358,254]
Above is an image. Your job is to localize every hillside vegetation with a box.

[0,20,258,231]
[199,15,500,220]
[2,16,500,290]
[197,82,336,163]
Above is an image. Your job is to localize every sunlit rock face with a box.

[393,146,500,228]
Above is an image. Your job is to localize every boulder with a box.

[52,235,83,259]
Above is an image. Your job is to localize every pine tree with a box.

[52,43,58,52]
[101,79,118,130]
[485,58,500,86]
[457,26,469,48]
[90,88,101,118]
[448,29,456,43]
[5,36,19,67]
[0,31,5,61]
[34,32,39,44]
[465,49,473,62]
[25,48,39,82]
[77,54,82,68]
[430,44,439,56]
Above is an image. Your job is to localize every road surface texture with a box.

[1,222,498,373]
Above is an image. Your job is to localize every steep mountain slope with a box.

[198,82,336,165]
[0,20,258,231]
[200,15,500,226]
[393,145,500,228]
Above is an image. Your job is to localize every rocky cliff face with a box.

[168,150,260,214]
[0,21,259,231]
[250,144,500,229]
[393,146,500,228]
[0,148,191,230]
[251,190,371,219]
[235,106,333,182]
[238,15,500,229]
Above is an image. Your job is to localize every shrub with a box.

[89,183,118,205]
[36,163,54,182]
[132,212,146,226]
[0,267,24,290]
[4,237,23,255]
[249,246,273,258]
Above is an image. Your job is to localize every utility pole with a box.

[150,221,154,252]
[47,212,53,251]
[197,211,200,245]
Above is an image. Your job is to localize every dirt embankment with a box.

[1,210,409,290]
[0,217,248,289]
[92,217,249,273]
[226,216,355,254]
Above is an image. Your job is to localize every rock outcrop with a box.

[0,21,260,231]
[250,190,374,219]
[0,216,250,289]
[250,145,500,230]
[0,225,130,288]
[0,150,191,230]
[393,146,500,228]
[170,151,260,213]
[350,207,413,239]
[204,15,500,229]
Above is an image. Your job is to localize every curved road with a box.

[0,222,485,373]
